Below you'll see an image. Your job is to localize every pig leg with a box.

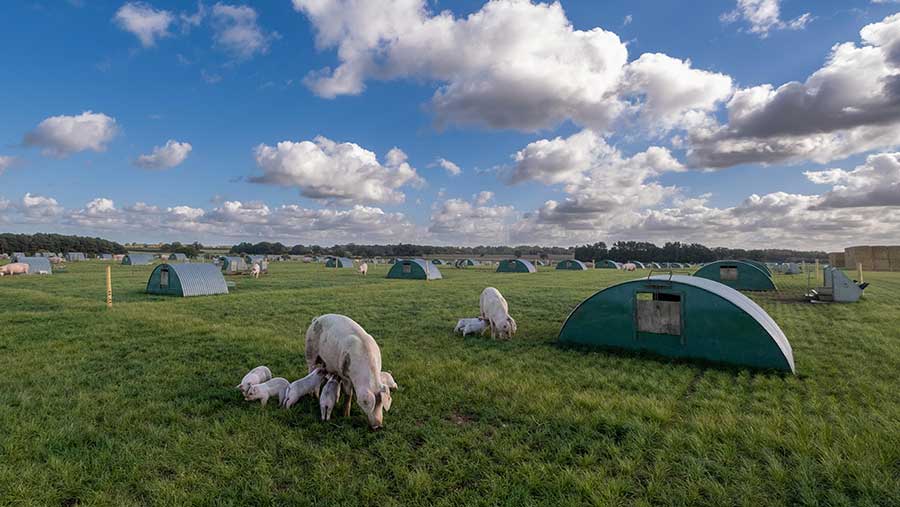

[342,385,353,417]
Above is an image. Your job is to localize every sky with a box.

[2,0,900,250]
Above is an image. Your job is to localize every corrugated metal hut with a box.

[146,263,229,297]
[169,253,188,262]
[386,258,442,280]
[325,257,353,268]
[431,259,445,265]
[596,259,621,269]
[65,252,86,262]
[497,259,536,273]
[693,260,776,291]
[629,261,646,269]
[220,256,248,274]
[558,275,795,373]
[455,258,479,267]
[17,257,53,275]
[122,253,155,266]
[12,252,26,262]
[245,255,268,272]
[741,259,772,277]
[556,259,588,270]
[99,254,113,260]
[649,262,662,269]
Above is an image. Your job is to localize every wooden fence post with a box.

[106,265,113,309]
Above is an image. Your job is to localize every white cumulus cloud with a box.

[135,140,193,169]
[23,111,118,158]
[721,0,811,38]
[211,3,273,60]
[250,136,423,204]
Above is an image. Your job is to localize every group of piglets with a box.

[237,365,397,422]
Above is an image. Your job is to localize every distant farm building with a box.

[558,275,795,373]
[325,257,354,268]
[220,256,248,274]
[497,259,537,273]
[828,252,845,268]
[596,260,621,269]
[122,253,155,266]
[692,260,777,291]
[168,253,188,262]
[556,259,588,270]
[386,259,442,280]
[17,257,52,275]
[146,263,228,297]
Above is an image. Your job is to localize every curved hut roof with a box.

[558,275,794,373]
[556,259,588,270]
[693,260,777,291]
[147,263,228,297]
[387,258,442,280]
[497,259,536,273]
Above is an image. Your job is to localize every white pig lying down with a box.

[319,374,341,421]
[454,317,487,337]
[281,368,325,409]
[305,313,392,429]
[245,377,290,407]
[237,365,272,397]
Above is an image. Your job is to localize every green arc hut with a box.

[497,259,536,273]
[122,253,154,266]
[386,258,442,280]
[146,263,229,297]
[596,259,622,269]
[692,260,777,291]
[558,275,795,373]
[556,259,588,270]
[220,256,248,274]
[325,257,354,268]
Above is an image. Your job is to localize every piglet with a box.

[319,375,341,421]
[282,368,325,409]
[454,317,487,337]
[245,377,290,407]
[237,366,272,397]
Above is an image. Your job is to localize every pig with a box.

[236,365,272,396]
[479,287,517,340]
[319,374,341,421]
[245,377,290,407]
[454,317,487,337]
[305,314,390,429]
[622,263,637,272]
[358,262,368,276]
[0,263,29,277]
[282,368,325,409]
[251,263,261,279]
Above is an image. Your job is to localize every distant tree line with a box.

[573,241,828,263]
[159,241,204,258]
[0,233,127,256]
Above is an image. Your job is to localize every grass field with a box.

[1,261,898,506]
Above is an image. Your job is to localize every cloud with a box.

[431,158,462,176]
[19,193,63,222]
[134,140,193,169]
[294,0,629,131]
[623,14,633,26]
[59,196,417,243]
[250,136,423,204]
[622,53,733,131]
[294,0,734,134]
[428,197,516,241]
[805,152,900,208]
[211,3,273,60]
[688,13,900,168]
[474,191,494,205]
[114,2,175,47]
[23,111,118,158]
[0,156,16,175]
[721,0,811,38]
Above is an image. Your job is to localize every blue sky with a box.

[2,0,900,249]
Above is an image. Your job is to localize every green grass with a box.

[0,262,898,506]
